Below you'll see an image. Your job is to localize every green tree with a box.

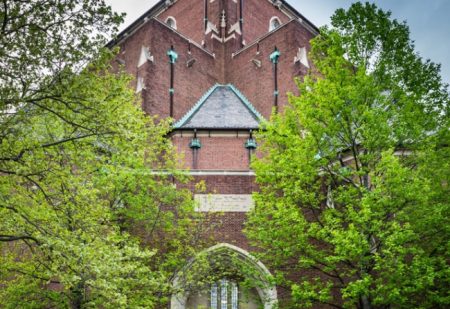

[1,0,123,106]
[0,51,201,308]
[246,2,449,308]
[0,1,205,307]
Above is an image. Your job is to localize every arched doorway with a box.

[171,243,277,309]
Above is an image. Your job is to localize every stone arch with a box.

[269,16,281,31]
[171,243,277,309]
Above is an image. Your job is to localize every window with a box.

[165,16,177,29]
[211,279,238,309]
[269,16,281,31]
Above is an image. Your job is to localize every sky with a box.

[105,0,450,84]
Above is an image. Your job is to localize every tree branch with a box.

[0,234,39,243]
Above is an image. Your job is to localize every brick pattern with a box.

[227,21,314,119]
[172,135,252,170]
[177,175,258,251]
[116,19,219,120]
[114,1,318,304]
[158,0,205,45]
[242,0,291,44]
[179,175,258,194]
[115,0,314,263]
[157,0,292,53]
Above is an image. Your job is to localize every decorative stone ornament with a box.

[294,46,309,67]
[205,21,219,35]
[271,0,282,9]
[165,0,176,7]
[138,46,154,67]
[135,75,145,93]
[251,58,262,68]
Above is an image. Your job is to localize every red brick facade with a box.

[110,0,317,120]
[110,0,318,306]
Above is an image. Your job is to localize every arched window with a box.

[210,279,239,309]
[171,243,278,309]
[165,16,177,29]
[269,16,281,31]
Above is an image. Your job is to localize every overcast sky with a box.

[105,0,450,84]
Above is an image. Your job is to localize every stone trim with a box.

[171,243,278,309]
[194,194,254,212]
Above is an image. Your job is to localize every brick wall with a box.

[172,134,252,170]
[113,1,321,305]
[227,20,314,119]
[156,0,292,53]
[114,1,315,256]
[177,174,258,251]
[116,19,219,120]
[242,0,291,44]
[158,0,205,45]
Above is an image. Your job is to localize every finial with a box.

[221,10,226,28]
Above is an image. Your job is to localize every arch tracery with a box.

[171,243,277,309]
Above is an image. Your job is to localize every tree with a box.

[246,2,449,308]
[0,1,205,307]
[0,51,201,308]
[1,0,123,106]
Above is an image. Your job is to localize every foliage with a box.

[0,51,201,308]
[0,0,123,107]
[0,1,206,307]
[246,2,449,308]
[176,247,271,300]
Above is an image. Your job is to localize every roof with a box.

[106,0,166,48]
[174,84,263,129]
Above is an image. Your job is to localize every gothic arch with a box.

[171,243,277,309]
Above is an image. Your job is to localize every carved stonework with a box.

[194,194,254,212]
[138,46,154,67]
[294,46,309,68]
[272,0,282,9]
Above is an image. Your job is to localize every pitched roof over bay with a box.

[174,84,263,129]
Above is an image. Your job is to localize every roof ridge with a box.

[227,84,264,121]
[173,84,220,128]
[174,84,264,130]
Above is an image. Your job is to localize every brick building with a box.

[108,0,318,307]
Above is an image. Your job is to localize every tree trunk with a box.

[361,295,372,309]
[69,283,84,309]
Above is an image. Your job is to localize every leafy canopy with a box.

[246,2,449,308]
[0,1,205,308]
